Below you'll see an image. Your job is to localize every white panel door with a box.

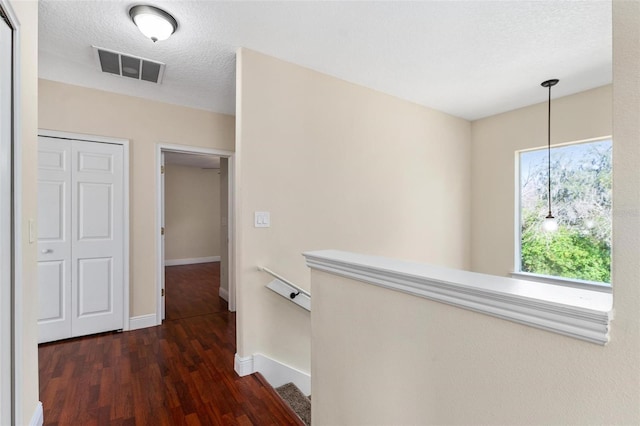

[37,137,124,343]
[37,138,72,342]
[71,141,124,336]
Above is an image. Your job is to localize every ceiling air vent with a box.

[92,46,165,84]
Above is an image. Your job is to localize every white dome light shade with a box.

[542,216,558,233]
[133,14,173,41]
[130,5,177,42]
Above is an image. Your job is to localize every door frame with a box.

[0,1,18,423]
[38,129,131,331]
[155,143,236,324]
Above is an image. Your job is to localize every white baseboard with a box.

[29,401,43,426]
[129,314,158,330]
[219,287,229,302]
[234,354,254,377]
[234,353,311,396]
[165,256,220,266]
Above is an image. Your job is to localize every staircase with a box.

[276,382,311,426]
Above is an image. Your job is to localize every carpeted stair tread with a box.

[275,382,311,425]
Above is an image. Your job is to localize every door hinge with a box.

[161,165,165,174]
[161,288,165,297]
[161,227,165,235]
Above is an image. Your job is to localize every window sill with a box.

[303,250,613,345]
[510,271,612,293]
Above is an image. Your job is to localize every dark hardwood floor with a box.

[39,262,303,426]
[165,262,226,320]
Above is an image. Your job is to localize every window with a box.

[517,139,612,285]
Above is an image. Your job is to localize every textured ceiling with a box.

[39,1,611,121]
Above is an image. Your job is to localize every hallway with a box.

[165,262,226,320]
[38,263,302,425]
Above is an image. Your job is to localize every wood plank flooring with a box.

[165,262,226,320]
[39,262,304,426]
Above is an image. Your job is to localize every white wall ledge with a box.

[303,250,613,345]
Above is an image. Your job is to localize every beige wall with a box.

[38,80,235,317]
[236,48,471,373]
[165,164,221,261]
[471,85,612,276]
[312,3,640,424]
[12,1,40,422]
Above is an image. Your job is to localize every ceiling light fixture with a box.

[129,5,178,43]
[541,78,559,233]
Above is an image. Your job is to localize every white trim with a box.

[253,354,311,396]
[122,138,130,331]
[29,401,43,426]
[219,287,229,302]
[234,353,254,377]
[165,256,220,266]
[227,155,236,312]
[160,151,165,321]
[156,143,235,157]
[38,129,131,332]
[514,150,522,273]
[156,143,236,325]
[233,353,311,396]
[304,250,613,345]
[0,11,13,426]
[510,271,612,293]
[0,2,22,423]
[37,129,128,146]
[518,135,613,154]
[128,314,158,331]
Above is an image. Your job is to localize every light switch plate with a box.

[254,211,270,228]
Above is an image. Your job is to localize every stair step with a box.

[276,382,311,426]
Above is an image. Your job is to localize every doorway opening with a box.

[156,144,235,325]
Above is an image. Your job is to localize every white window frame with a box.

[513,136,613,293]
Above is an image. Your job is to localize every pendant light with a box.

[541,79,559,233]
[129,5,178,43]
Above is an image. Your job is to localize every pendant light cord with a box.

[541,78,558,223]
[547,83,552,217]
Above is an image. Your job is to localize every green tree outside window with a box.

[519,139,612,283]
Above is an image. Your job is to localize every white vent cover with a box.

[92,46,166,84]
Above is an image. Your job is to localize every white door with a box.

[71,141,124,336]
[37,139,72,342]
[37,137,124,343]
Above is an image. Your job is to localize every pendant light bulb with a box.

[543,214,558,233]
